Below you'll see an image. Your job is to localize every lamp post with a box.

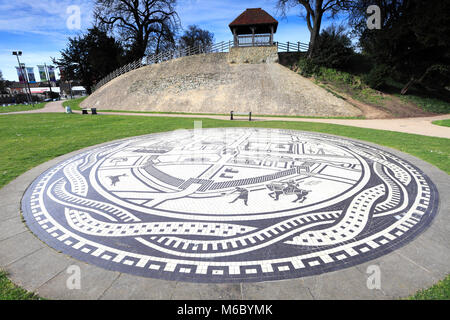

[69,80,73,99]
[12,51,34,107]
[44,63,53,96]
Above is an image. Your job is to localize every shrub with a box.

[311,25,355,70]
[297,57,320,77]
[363,64,391,90]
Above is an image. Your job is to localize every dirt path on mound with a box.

[314,81,436,119]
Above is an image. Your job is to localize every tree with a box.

[178,25,214,51]
[94,0,180,60]
[312,24,354,69]
[152,18,178,54]
[0,70,6,93]
[277,0,350,58]
[348,0,450,95]
[54,27,125,94]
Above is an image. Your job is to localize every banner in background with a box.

[47,66,57,82]
[58,66,65,81]
[16,67,26,83]
[26,67,36,83]
[38,65,47,82]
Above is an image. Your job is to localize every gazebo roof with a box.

[229,8,278,34]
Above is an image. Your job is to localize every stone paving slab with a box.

[7,247,73,292]
[169,282,242,300]
[301,265,388,300]
[36,262,120,300]
[0,231,46,267]
[0,130,448,300]
[99,274,177,300]
[0,217,27,242]
[241,279,314,300]
[352,251,440,299]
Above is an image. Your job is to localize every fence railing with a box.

[276,41,310,53]
[92,40,309,92]
[237,34,272,47]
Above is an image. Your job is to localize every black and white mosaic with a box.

[21,128,439,282]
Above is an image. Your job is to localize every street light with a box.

[44,63,53,96]
[12,51,34,107]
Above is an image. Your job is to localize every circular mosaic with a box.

[22,128,438,282]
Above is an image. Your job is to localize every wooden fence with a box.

[276,41,310,53]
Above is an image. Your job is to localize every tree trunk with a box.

[401,78,415,95]
[401,66,432,95]
[307,11,323,59]
[155,34,161,55]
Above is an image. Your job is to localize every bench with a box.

[230,111,252,121]
[82,108,97,115]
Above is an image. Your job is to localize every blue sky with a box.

[0,0,343,81]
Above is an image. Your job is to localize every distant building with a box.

[5,81,86,99]
[5,82,39,94]
[60,80,86,98]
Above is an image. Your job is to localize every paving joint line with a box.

[36,262,73,293]
[395,251,436,276]
[0,215,21,223]
[4,246,46,268]
[0,229,29,244]
[98,273,122,300]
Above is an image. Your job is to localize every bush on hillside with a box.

[297,25,359,78]
[297,57,320,77]
[311,25,355,70]
[363,64,391,90]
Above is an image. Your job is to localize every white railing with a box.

[92,40,309,92]
[237,34,272,47]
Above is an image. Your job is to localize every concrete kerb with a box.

[0,129,448,300]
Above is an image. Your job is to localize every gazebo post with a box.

[233,28,238,47]
[251,27,255,46]
[270,26,274,45]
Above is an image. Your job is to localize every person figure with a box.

[107,173,127,186]
[286,180,297,192]
[229,187,249,206]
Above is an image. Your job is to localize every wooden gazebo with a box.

[229,8,278,47]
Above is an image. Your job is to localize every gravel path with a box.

[2,101,449,139]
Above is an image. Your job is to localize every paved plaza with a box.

[4,128,446,299]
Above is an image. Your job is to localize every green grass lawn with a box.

[407,276,450,300]
[433,119,450,127]
[0,271,41,300]
[0,102,46,113]
[0,112,448,299]
[62,97,86,111]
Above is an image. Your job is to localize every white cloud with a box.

[0,0,94,36]
[176,1,311,43]
[0,0,315,81]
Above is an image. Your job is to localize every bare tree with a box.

[94,0,180,60]
[153,19,177,54]
[178,25,214,53]
[277,0,350,58]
